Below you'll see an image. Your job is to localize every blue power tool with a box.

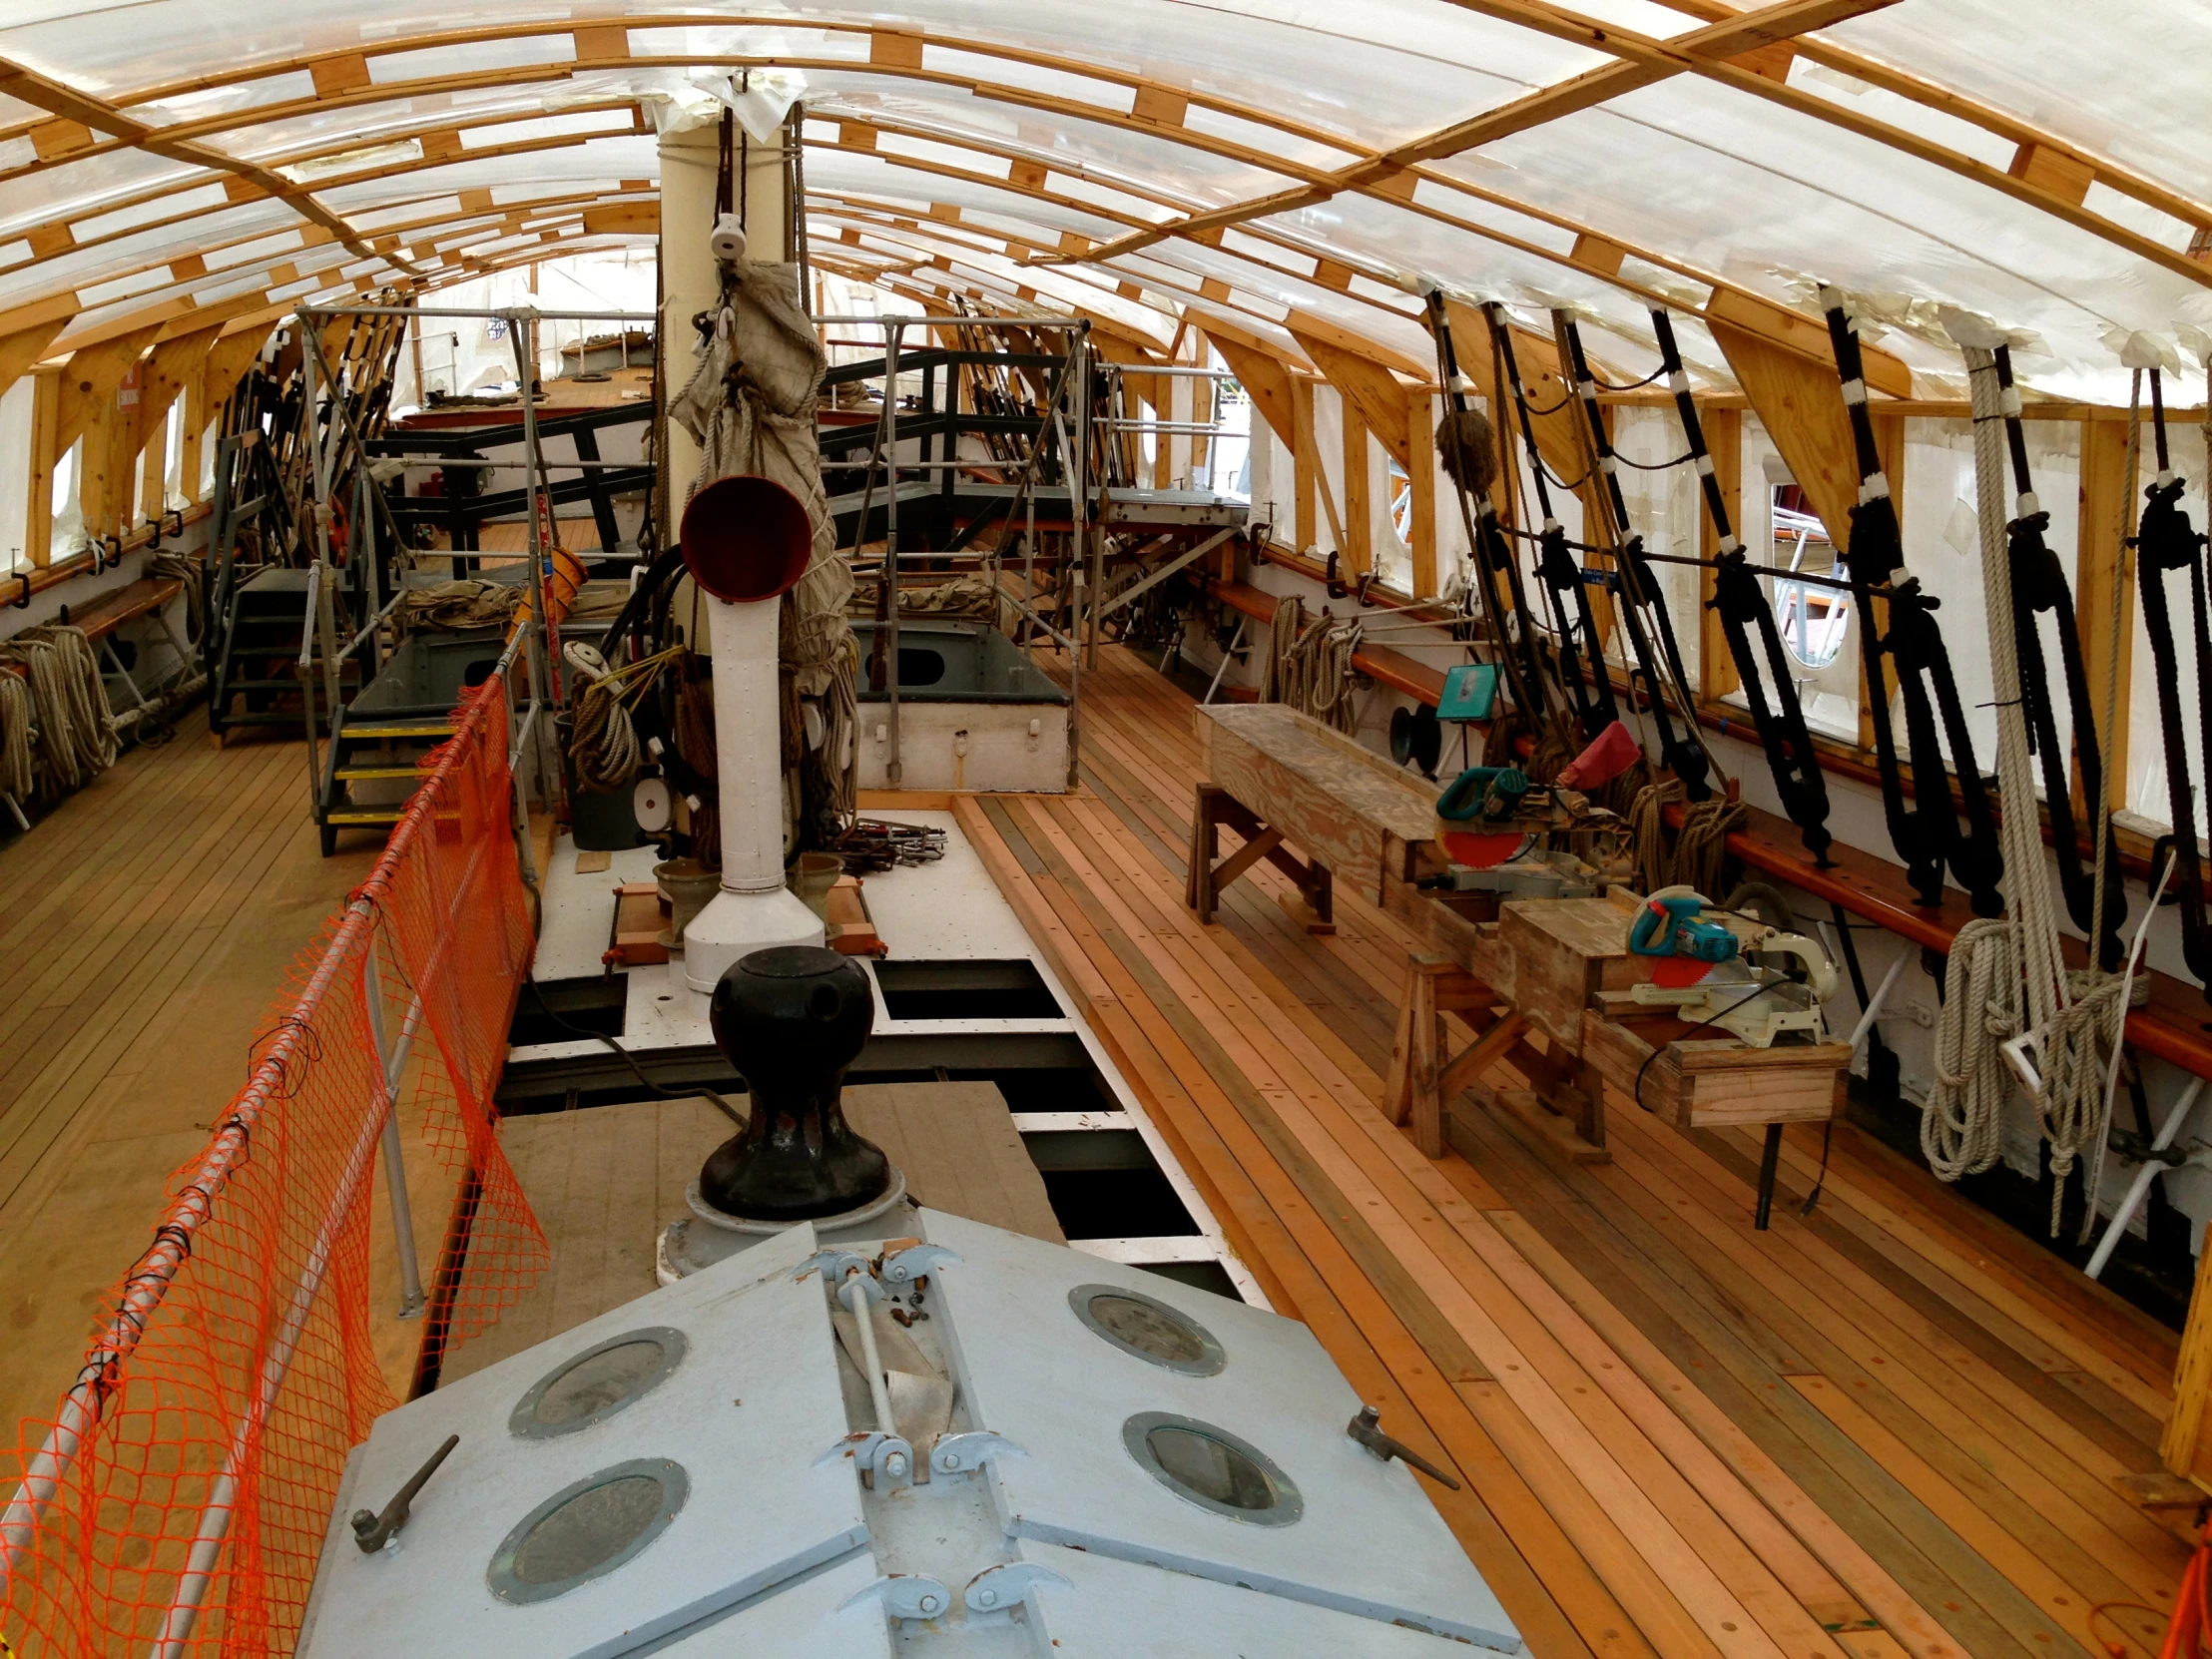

[1626,885,1740,964]
[1435,765,1530,824]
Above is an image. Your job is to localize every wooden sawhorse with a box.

[1383,954,1611,1163]
[1186,783,1334,932]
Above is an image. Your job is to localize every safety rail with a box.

[0,670,544,1659]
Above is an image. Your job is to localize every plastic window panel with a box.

[207,228,307,271]
[1221,227,1315,279]
[310,136,658,206]
[368,35,578,87]
[2080,183,2199,255]
[1781,56,2018,173]
[346,194,464,232]
[808,76,1310,205]
[1449,83,2212,394]
[73,263,172,306]
[1256,194,1592,313]
[127,70,320,129]
[0,137,35,174]
[0,241,31,270]
[0,151,207,242]
[0,208,260,308]
[1180,105,1355,175]
[870,129,1015,181]
[1407,175,1580,260]
[492,181,618,207]
[459,111,636,150]
[70,181,236,244]
[215,91,541,166]
[1823,0,2212,204]
[920,46,1130,113]
[624,23,866,62]
[0,89,48,130]
[808,155,1127,242]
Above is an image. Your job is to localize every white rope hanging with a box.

[1925,336,2124,1229]
[0,665,34,804]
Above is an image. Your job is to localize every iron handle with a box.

[350,1433,458,1552]
[1348,1406,1460,1490]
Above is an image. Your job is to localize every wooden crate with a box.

[1579,1002,1846,1131]
[1194,702,1435,902]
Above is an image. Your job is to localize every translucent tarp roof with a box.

[0,0,2200,399]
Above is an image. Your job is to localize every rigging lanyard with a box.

[1556,312,1713,800]
[1822,289,2004,915]
[1992,345,2124,967]
[1422,290,1552,726]
[1651,309,1834,862]
[1486,301,1620,743]
[2132,369,2212,990]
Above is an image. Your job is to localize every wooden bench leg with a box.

[1188,785,1226,920]
[1386,956,1451,1148]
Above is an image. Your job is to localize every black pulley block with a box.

[699,945,891,1220]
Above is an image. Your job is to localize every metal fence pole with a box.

[363,935,425,1321]
[883,320,904,788]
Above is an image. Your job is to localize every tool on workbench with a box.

[1625,884,1841,1046]
[1427,755,1630,897]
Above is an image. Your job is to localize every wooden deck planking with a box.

[962,645,2187,1659]
[0,710,404,1437]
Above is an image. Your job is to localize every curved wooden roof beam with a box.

[0,41,1942,397]
[0,56,424,280]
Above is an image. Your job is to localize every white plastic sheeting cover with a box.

[0,2,2198,398]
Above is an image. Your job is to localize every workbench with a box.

[1188,701,1437,929]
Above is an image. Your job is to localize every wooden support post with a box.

[1343,402,1372,577]
[1291,374,1318,553]
[2163,1222,2212,1477]
[2077,412,2136,815]
[24,366,58,569]
[1407,390,1436,598]
[1699,406,1742,704]
[1186,783,1334,929]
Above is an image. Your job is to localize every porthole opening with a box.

[488,1458,689,1603]
[1121,1412,1302,1526]
[509,1327,688,1439]
[1069,1284,1226,1377]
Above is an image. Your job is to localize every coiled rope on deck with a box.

[0,665,34,804]
[0,625,117,798]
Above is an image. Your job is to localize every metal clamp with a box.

[838,1572,952,1621]
[350,1433,459,1552]
[1347,1406,1461,1490]
[8,570,29,610]
[929,1430,1020,1476]
[800,1249,879,1296]
[963,1561,1069,1613]
[818,1428,916,1485]
[880,1243,958,1287]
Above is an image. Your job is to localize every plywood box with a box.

[1580,1005,1846,1131]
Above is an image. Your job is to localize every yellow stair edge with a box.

[326,810,408,825]
[335,766,433,781]
[343,723,456,740]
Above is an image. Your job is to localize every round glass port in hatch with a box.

[1122,1411,1303,1526]
[487,1458,690,1604]
[1068,1284,1226,1377]
[508,1327,689,1439]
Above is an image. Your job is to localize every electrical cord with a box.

[1630,979,1787,1112]
[521,977,747,1129]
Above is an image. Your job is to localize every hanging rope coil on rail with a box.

[1262,592,1364,734]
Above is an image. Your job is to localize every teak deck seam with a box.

[960,645,2187,1659]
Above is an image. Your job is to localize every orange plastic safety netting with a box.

[0,672,546,1659]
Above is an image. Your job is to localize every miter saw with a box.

[1624,884,1840,1047]
[1420,764,1624,900]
